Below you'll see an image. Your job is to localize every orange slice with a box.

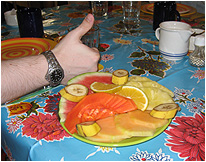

[90,82,122,93]
[115,86,148,111]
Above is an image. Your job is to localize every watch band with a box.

[42,50,64,87]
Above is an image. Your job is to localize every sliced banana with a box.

[76,121,101,137]
[150,103,181,119]
[60,84,88,102]
[112,69,129,85]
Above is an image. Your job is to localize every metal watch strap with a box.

[42,50,64,87]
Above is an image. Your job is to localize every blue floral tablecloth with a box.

[1,2,205,161]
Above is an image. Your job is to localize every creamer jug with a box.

[155,21,194,60]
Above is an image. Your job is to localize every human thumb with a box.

[72,14,94,40]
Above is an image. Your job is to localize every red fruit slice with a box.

[64,92,137,134]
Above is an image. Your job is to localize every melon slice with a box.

[67,72,113,94]
[115,113,156,137]
[58,97,78,122]
[58,72,113,122]
[126,110,169,129]
[86,110,169,143]
[86,116,131,143]
[115,110,169,137]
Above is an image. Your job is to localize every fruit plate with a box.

[60,118,171,147]
[1,38,57,60]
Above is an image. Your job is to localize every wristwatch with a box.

[42,50,64,87]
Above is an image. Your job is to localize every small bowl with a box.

[4,9,18,26]
[189,29,205,51]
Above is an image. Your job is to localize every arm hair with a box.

[1,55,48,104]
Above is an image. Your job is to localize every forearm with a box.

[1,55,48,104]
[1,14,100,104]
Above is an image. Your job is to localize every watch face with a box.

[50,69,64,83]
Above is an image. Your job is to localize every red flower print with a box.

[189,69,205,83]
[100,43,110,49]
[165,113,205,161]
[191,69,205,80]
[7,117,22,133]
[22,113,70,141]
[99,43,110,52]
[101,54,114,62]
[44,93,61,116]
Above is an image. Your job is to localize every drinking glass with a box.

[122,1,141,32]
[81,25,100,48]
[91,1,108,18]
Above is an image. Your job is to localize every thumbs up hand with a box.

[52,14,100,84]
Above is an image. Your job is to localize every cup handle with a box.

[155,27,160,40]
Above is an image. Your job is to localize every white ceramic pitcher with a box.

[155,21,194,60]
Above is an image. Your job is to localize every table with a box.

[1,2,205,161]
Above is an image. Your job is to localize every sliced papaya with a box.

[64,92,137,134]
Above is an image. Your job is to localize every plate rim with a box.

[1,38,57,60]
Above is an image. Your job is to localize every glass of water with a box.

[122,1,141,32]
[91,1,108,18]
[81,25,100,48]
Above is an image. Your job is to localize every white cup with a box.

[155,21,194,60]
[4,9,18,26]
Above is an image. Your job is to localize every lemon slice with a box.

[90,82,122,93]
[115,86,148,111]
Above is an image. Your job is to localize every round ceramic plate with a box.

[1,38,57,60]
[141,3,196,17]
[61,119,171,147]
[146,3,191,14]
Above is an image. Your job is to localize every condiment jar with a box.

[189,35,205,67]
